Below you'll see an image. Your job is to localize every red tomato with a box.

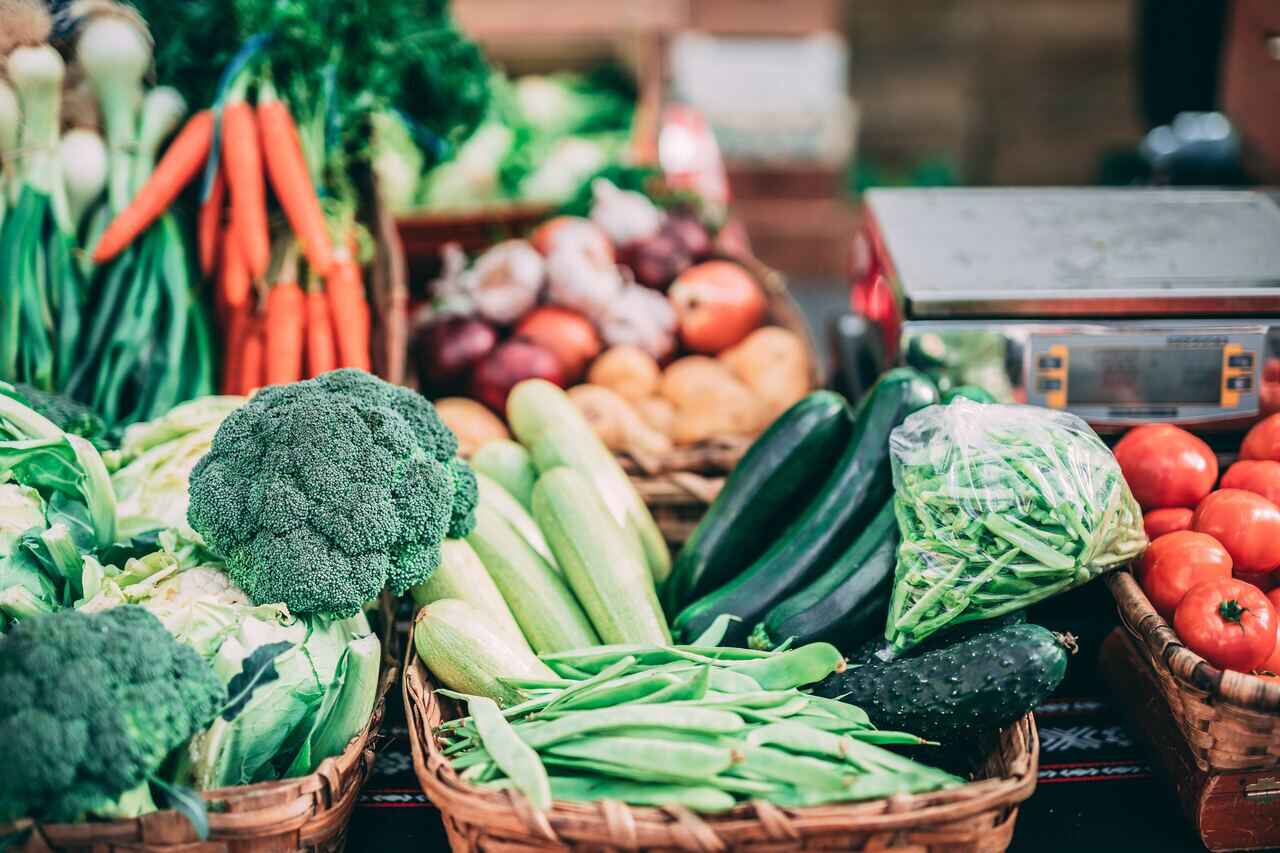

[1144,507,1194,540]
[1113,424,1218,511]
[1138,531,1233,620]
[1221,460,1280,506]
[514,306,602,384]
[1174,578,1277,671]
[1193,489,1280,573]
[1259,589,1280,675]
[1236,571,1278,592]
[668,261,766,353]
[1242,414,1280,461]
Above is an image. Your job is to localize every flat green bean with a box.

[725,644,845,689]
[469,696,551,811]
[548,775,736,813]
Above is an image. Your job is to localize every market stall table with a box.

[348,583,1210,853]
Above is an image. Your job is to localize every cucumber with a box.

[672,368,937,646]
[532,467,671,645]
[413,598,557,706]
[467,502,600,653]
[663,391,852,615]
[410,538,532,654]
[941,385,995,404]
[474,471,559,573]
[846,610,1028,667]
[814,622,1069,741]
[748,501,898,651]
[471,439,537,508]
[508,379,671,587]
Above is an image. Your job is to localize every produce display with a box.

[1124,416,1280,675]
[416,182,811,457]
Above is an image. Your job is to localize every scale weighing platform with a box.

[861,188,1280,431]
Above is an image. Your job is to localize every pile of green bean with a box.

[885,400,1146,652]
[437,616,960,812]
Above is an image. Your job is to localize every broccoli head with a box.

[186,369,477,615]
[0,606,225,824]
[2,383,109,448]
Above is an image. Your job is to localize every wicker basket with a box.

[4,669,396,853]
[1108,569,1280,772]
[404,650,1039,853]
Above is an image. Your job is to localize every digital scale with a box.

[857,188,1280,432]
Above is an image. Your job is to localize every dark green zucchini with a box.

[814,622,1069,741]
[748,500,898,651]
[662,391,852,615]
[940,385,995,404]
[671,368,938,646]
[846,610,1028,667]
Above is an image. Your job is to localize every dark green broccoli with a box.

[187,369,478,615]
[2,383,109,448]
[0,606,225,823]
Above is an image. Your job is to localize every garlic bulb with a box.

[545,243,624,322]
[598,284,677,361]
[589,178,664,246]
[468,239,545,326]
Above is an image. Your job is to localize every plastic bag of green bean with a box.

[885,399,1146,652]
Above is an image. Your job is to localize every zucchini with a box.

[672,368,938,646]
[941,385,995,404]
[508,379,671,587]
[410,538,532,654]
[475,471,559,572]
[413,598,556,706]
[814,622,1069,741]
[471,439,537,508]
[663,391,852,614]
[748,501,897,651]
[467,502,600,653]
[532,466,671,645]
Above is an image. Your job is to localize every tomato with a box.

[668,261,766,353]
[1174,578,1277,671]
[1242,414,1280,461]
[1258,588,1280,675]
[1193,489,1280,573]
[1144,507,1194,540]
[1221,460,1280,506]
[1236,571,1278,592]
[1139,532,1232,619]
[515,306,602,384]
[1113,424,1218,511]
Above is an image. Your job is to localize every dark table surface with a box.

[347,582,1216,853]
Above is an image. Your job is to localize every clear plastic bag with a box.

[885,399,1146,652]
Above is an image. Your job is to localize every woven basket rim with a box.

[1108,569,1280,713]
[403,641,1040,850]
[3,665,396,849]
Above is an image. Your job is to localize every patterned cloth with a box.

[349,583,1207,852]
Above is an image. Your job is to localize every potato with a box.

[587,345,661,402]
[435,397,510,457]
[719,326,809,418]
[568,384,672,458]
[661,356,768,445]
[635,397,676,436]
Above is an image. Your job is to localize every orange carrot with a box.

[325,252,371,371]
[92,110,214,263]
[240,314,266,395]
[220,216,251,309]
[197,166,226,278]
[221,99,270,280]
[221,302,249,394]
[305,287,337,377]
[258,88,334,276]
[265,280,306,385]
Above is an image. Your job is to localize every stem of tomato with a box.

[1219,599,1249,624]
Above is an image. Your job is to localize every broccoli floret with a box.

[4,383,109,447]
[187,369,477,615]
[0,606,225,824]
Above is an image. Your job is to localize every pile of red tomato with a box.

[1117,417,1280,676]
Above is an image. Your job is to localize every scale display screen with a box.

[1068,347,1222,405]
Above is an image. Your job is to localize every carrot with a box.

[240,313,266,396]
[325,252,371,371]
[220,216,251,309]
[265,280,306,385]
[221,98,270,280]
[304,287,337,378]
[258,87,334,276]
[220,302,250,394]
[197,166,226,279]
[92,110,214,263]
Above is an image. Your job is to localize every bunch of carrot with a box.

[92,78,373,395]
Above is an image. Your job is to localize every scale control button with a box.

[1038,355,1063,370]
[1038,378,1063,392]
[1227,376,1253,391]
[1228,353,1255,369]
